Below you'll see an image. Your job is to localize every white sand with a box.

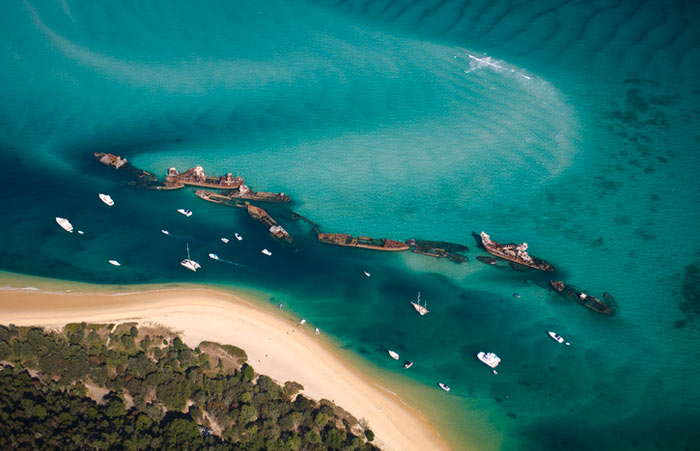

[0,286,448,451]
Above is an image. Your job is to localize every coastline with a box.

[0,274,450,451]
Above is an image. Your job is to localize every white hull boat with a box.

[403,361,413,369]
[387,350,399,360]
[220,237,229,244]
[208,253,220,260]
[477,351,501,374]
[411,291,429,316]
[177,208,192,217]
[161,230,170,235]
[56,217,73,233]
[108,260,121,266]
[315,328,320,335]
[99,193,114,206]
[438,382,450,392]
[548,331,570,345]
[235,233,242,241]
[180,243,200,272]
[363,270,371,277]
[261,249,272,256]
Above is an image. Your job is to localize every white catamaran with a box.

[180,243,201,272]
[411,292,429,316]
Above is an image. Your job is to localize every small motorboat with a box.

[477,351,501,374]
[403,361,413,369]
[56,217,73,233]
[363,270,371,277]
[99,193,114,206]
[235,233,242,241]
[387,350,399,360]
[299,319,306,325]
[513,293,521,298]
[315,328,320,335]
[208,253,220,260]
[177,208,192,217]
[547,331,570,345]
[261,249,272,256]
[108,260,121,266]
[220,237,230,244]
[77,230,84,235]
[161,229,170,235]
[438,382,450,392]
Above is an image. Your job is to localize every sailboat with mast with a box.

[410,291,429,316]
[180,243,201,272]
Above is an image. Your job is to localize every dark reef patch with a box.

[678,264,700,323]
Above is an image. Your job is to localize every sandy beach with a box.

[0,283,449,451]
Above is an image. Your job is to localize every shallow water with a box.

[1,1,700,449]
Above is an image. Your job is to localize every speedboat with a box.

[315,328,320,335]
[220,237,230,244]
[363,270,371,277]
[438,382,450,392]
[403,361,413,369]
[77,230,84,235]
[411,291,429,316]
[56,217,73,233]
[235,233,242,241]
[208,253,220,260]
[98,193,114,206]
[548,331,570,345]
[108,260,121,266]
[261,249,272,256]
[477,351,501,373]
[180,243,201,272]
[177,208,192,217]
[387,350,399,360]
[161,229,170,235]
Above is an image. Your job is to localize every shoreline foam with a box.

[0,275,450,451]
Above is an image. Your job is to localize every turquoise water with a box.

[2,0,700,449]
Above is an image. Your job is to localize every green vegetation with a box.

[0,323,379,450]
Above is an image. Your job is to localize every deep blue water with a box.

[1,1,700,449]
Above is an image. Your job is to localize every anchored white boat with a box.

[208,253,220,260]
[477,352,501,374]
[177,208,192,217]
[55,217,73,233]
[220,237,229,244]
[261,249,272,256]
[180,243,201,272]
[161,229,170,235]
[235,233,242,241]
[403,361,413,369]
[99,193,114,206]
[77,230,84,235]
[363,270,371,277]
[411,291,429,316]
[108,260,121,266]
[438,382,450,392]
[299,319,306,325]
[387,350,399,360]
[548,331,570,345]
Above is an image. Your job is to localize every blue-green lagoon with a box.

[1,1,699,449]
